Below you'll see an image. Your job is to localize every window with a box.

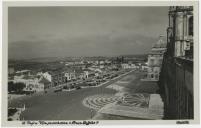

[188,16,193,36]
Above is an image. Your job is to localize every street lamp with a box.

[90,108,93,119]
[89,103,93,119]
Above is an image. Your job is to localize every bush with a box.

[8,82,26,93]
[63,86,68,89]
[8,81,14,93]
[8,118,13,121]
[69,85,75,89]
[8,108,17,117]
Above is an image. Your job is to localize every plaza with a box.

[8,70,161,120]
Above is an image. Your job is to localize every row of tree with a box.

[8,82,26,94]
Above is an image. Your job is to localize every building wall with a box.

[121,63,136,69]
[148,55,163,67]
[170,7,193,58]
[52,73,67,86]
[65,72,76,81]
[42,72,52,82]
[159,56,193,119]
[158,6,194,119]
[147,54,165,81]
[24,83,44,92]
[146,34,166,81]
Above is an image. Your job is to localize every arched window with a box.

[188,16,193,36]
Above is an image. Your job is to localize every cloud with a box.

[8,6,168,59]
[9,33,160,59]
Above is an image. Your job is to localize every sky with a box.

[8,7,169,59]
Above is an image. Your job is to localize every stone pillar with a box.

[175,41,180,57]
[175,12,184,41]
[175,12,185,57]
[183,12,188,39]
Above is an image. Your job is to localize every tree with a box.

[15,82,26,93]
[8,82,26,93]
[8,81,14,93]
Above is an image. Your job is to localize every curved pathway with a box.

[82,94,121,110]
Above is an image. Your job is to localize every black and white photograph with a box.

[1,0,200,126]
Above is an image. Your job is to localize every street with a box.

[8,71,135,120]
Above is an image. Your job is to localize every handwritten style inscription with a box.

[22,120,99,126]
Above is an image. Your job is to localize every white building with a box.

[99,61,104,64]
[64,72,76,81]
[42,72,52,82]
[37,77,52,91]
[141,63,148,71]
[13,73,51,92]
[121,63,136,69]
[99,65,104,69]
[146,35,166,81]
[78,71,89,79]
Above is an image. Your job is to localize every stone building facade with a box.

[146,35,166,81]
[159,6,194,119]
